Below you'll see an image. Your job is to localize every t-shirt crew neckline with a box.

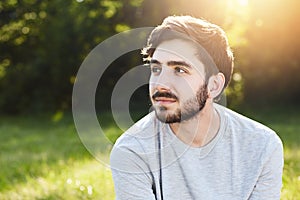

[161,103,227,159]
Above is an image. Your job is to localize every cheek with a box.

[148,85,154,96]
[148,76,155,90]
[148,82,156,98]
[148,75,160,90]
[178,78,199,93]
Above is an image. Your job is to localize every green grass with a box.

[0,108,300,199]
[0,114,118,199]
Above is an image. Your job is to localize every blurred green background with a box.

[1,0,300,199]
[1,0,300,113]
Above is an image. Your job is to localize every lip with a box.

[154,97,177,104]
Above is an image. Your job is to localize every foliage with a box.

[0,0,300,114]
[0,0,143,113]
[239,0,300,106]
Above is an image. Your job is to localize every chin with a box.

[154,107,181,123]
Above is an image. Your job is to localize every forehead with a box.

[152,39,205,74]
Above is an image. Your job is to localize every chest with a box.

[157,144,262,200]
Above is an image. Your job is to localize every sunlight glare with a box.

[255,19,263,27]
[238,0,248,7]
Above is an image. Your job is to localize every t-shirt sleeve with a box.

[110,137,156,200]
[249,133,284,200]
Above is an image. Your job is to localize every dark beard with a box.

[153,84,208,123]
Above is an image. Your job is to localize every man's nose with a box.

[156,83,171,92]
[150,68,173,91]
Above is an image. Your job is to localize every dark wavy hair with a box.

[142,15,234,91]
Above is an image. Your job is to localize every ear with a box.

[207,73,225,99]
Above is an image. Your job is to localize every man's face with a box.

[149,39,208,123]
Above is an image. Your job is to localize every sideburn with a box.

[196,83,208,110]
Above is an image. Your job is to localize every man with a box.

[110,16,283,200]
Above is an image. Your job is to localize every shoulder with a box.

[216,104,271,132]
[110,112,157,172]
[113,112,156,149]
[215,104,283,154]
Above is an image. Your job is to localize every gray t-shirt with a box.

[110,104,283,200]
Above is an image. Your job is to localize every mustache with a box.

[152,91,178,100]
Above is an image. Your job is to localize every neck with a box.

[169,102,220,147]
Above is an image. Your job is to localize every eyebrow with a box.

[149,59,161,65]
[150,59,192,69]
[167,61,192,69]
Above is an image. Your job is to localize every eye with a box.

[150,64,162,75]
[174,66,187,74]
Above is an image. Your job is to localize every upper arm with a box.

[249,137,284,200]
[110,142,156,200]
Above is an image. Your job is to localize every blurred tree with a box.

[0,0,299,114]
[240,0,300,106]
[0,0,143,113]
